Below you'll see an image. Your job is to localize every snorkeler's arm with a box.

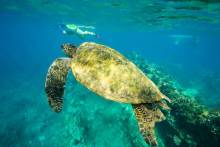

[77,25,96,29]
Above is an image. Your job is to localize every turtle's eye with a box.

[68,44,76,49]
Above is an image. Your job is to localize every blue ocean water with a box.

[0,1,220,147]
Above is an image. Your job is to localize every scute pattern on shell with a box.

[71,42,165,104]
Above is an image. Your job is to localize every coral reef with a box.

[128,53,220,147]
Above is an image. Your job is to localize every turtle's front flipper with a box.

[132,104,165,147]
[45,58,71,113]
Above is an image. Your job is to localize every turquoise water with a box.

[0,1,220,147]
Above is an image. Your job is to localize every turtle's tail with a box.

[163,96,171,103]
[45,58,71,113]
[132,104,165,147]
[159,92,171,103]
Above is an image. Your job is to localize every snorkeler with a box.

[170,34,199,46]
[60,24,98,39]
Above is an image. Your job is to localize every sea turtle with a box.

[45,42,171,146]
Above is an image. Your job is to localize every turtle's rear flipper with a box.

[45,58,71,113]
[132,104,165,147]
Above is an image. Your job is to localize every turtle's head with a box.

[61,43,77,57]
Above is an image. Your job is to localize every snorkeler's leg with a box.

[83,31,96,36]
[83,31,100,38]
[76,28,99,38]
[75,27,95,35]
